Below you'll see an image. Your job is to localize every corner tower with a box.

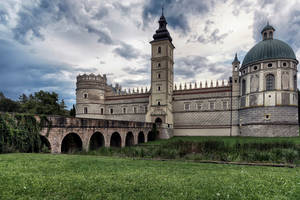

[239,23,298,137]
[146,9,175,126]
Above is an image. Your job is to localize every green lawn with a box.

[1,154,300,200]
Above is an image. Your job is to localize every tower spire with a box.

[152,6,172,42]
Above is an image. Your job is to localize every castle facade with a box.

[75,13,298,137]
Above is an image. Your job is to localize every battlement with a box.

[111,86,151,96]
[174,80,230,91]
[76,73,107,90]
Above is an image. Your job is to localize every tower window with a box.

[268,63,272,68]
[266,74,275,91]
[158,46,161,54]
[158,63,161,67]
[158,73,161,78]
[83,93,88,99]
[123,107,126,114]
[254,66,258,70]
[283,62,287,67]
[269,32,273,38]
[242,79,246,95]
[110,108,113,114]
[133,107,137,113]
[100,108,104,115]
[158,101,161,106]
[158,86,161,91]
[84,107,88,114]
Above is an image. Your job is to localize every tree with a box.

[0,98,20,112]
[70,105,76,117]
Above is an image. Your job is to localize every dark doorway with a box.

[125,132,134,146]
[61,133,82,153]
[40,135,51,152]
[147,131,156,142]
[155,117,162,124]
[89,132,105,150]
[138,132,145,144]
[110,132,121,147]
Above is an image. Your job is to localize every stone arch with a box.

[110,132,121,147]
[89,132,105,151]
[40,135,51,152]
[61,133,82,153]
[138,131,145,144]
[147,131,156,142]
[125,132,134,146]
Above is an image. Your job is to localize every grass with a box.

[1,154,300,200]
[82,136,300,164]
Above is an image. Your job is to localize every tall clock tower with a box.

[146,9,175,125]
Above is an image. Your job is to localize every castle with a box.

[75,12,299,138]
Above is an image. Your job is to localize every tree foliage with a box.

[0,113,50,153]
[0,90,70,116]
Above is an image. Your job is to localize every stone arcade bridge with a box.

[39,116,164,153]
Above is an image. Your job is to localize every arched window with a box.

[158,73,161,78]
[84,107,88,114]
[242,79,246,95]
[158,46,161,54]
[266,74,275,91]
[264,32,267,40]
[158,63,161,67]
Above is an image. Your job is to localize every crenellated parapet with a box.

[111,86,151,96]
[76,73,107,90]
[174,80,229,91]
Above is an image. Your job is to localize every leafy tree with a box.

[0,98,20,112]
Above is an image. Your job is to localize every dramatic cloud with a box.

[0,0,300,108]
[113,42,141,60]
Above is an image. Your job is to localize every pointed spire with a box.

[152,6,172,42]
[232,53,240,64]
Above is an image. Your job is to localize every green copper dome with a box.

[241,39,297,68]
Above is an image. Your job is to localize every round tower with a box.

[76,74,106,119]
[239,23,298,136]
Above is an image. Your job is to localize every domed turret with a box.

[239,23,298,137]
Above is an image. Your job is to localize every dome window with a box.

[283,62,287,67]
[254,66,258,70]
[268,63,272,68]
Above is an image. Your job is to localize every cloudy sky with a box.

[0,0,300,108]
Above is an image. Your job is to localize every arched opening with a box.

[110,132,121,147]
[125,132,134,146]
[40,135,51,153]
[147,131,156,142]
[138,132,145,144]
[89,132,105,151]
[155,117,162,124]
[61,133,82,153]
[158,46,161,54]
